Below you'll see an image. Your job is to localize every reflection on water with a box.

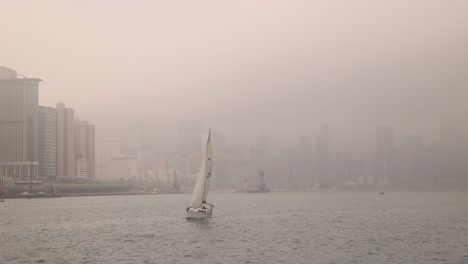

[186,217,215,230]
[1,191,468,264]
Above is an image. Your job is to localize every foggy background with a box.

[1,0,467,151]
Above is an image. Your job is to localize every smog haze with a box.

[1,0,467,150]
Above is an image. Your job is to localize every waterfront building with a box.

[74,119,95,177]
[38,106,57,178]
[0,67,41,179]
[56,102,75,177]
[96,138,121,181]
[108,156,138,181]
[74,157,88,177]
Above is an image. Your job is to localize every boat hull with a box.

[186,208,213,219]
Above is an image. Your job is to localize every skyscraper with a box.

[75,119,95,177]
[56,102,75,177]
[38,106,57,178]
[376,126,396,186]
[315,124,331,188]
[296,137,312,187]
[400,134,423,186]
[96,138,121,181]
[178,120,204,157]
[0,67,41,179]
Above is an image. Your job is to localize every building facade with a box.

[375,126,396,186]
[38,106,57,178]
[0,67,41,179]
[74,119,95,178]
[96,138,121,181]
[56,102,75,177]
[108,156,138,181]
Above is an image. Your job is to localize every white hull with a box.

[186,208,213,219]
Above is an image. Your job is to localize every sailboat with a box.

[186,130,213,219]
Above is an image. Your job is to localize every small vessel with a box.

[0,187,5,202]
[186,130,213,219]
[246,170,270,193]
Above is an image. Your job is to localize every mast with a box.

[202,130,212,203]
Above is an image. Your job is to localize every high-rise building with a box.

[108,156,138,181]
[38,106,57,178]
[0,67,41,179]
[138,150,155,174]
[315,124,332,188]
[178,120,204,157]
[296,137,313,187]
[75,119,95,178]
[56,102,75,177]
[399,134,423,186]
[96,138,121,181]
[0,66,18,79]
[375,126,396,186]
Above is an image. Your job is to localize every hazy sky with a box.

[1,0,467,149]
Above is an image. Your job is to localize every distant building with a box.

[296,137,313,187]
[108,156,138,181]
[96,138,121,181]
[74,119,95,177]
[138,150,155,174]
[178,120,204,157]
[0,67,41,179]
[315,125,332,188]
[0,66,18,79]
[155,156,169,171]
[167,155,189,176]
[38,106,57,178]
[74,158,88,177]
[157,170,177,183]
[56,102,75,177]
[122,120,146,155]
[375,126,396,186]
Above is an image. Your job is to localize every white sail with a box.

[202,131,212,203]
[188,130,212,208]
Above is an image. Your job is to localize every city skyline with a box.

[2,64,467,190]
[1,0,468,189]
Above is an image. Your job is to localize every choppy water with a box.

[1,191,468,264]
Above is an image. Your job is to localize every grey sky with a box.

[1,0,467,149]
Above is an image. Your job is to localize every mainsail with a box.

[202,131,212,203]
[188,130,212,208]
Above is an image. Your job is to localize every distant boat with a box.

[186,129,213,219]
[0,188,5,202]
[246,170,270,193]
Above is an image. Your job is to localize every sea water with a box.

[1,191,467,263]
